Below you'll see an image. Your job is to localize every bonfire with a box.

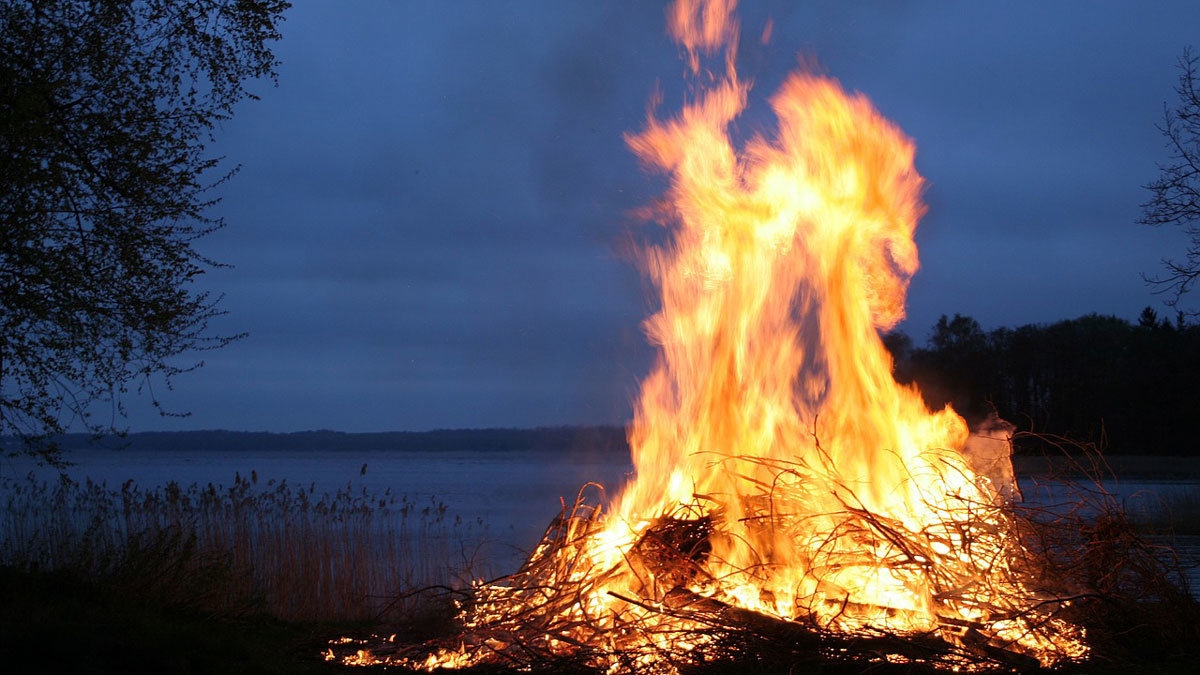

[330,1,1195,671]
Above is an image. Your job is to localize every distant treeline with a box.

[10,309,1196,458]
[885,308,1200,454]
[9,426,629,456]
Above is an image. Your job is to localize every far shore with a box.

[1015,454,1200,480]
[9,427,1200,483]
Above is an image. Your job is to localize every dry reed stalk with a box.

[0,472,488,622]
[335,440,1200,673]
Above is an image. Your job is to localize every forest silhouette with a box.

[886,308,1200,454]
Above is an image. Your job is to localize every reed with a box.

[0,471,487,623]
[331,439,1200,672]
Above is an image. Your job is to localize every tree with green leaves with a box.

[1141,47,1200,315]
[1,0,290,464]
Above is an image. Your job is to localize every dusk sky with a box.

[125,1,1200,433]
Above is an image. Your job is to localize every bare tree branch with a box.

[1140,46,1200,314]
[0,0,289,464]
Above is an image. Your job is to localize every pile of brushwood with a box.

[329,448,1200,674]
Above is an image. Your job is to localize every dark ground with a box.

[5,565,1200,675]
[6,454,1200,674]
[0,567,348,674]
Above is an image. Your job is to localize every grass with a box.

[327,444,1200,673]
[6,453,1200,674]
[0,470,493,672]
[0,472,488,622]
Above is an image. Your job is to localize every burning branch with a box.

[330,1,1199,670]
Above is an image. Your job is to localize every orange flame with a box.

[343,1,1087,669]
[668,0,738,73]
[593,0,1085,660]
[610,0,977,626]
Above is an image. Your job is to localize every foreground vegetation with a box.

[4,455,1200,674]
[326,449,1200,674]
[0,471,491,672]
[0,473,486,622]
[3,559,1199,675]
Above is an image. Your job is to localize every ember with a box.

[333,1,1102,671]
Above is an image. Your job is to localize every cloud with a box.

[121,0,1200,432]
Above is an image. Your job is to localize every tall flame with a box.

[342,1,1087,670]
[611,0,974,625]
[588,0,1083,661]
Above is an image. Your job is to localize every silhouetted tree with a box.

[1141,47,1200,315]
[921,314,992,421]
[881,330,913,365]
[886,313,1200,454]
[1,1,290,464]
[1138,306,1162,328]
[929,314,986,354]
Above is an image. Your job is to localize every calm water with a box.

[1,446,634,566]
[5,447,1198,584]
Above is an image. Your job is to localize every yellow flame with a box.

[611,0,968,623]
[595,0,1084,661]
[343,1,1087,669]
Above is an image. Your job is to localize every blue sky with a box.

[124,1,1200,432]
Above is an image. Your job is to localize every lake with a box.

[1,445,633,569]
[5,446,1199,584]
